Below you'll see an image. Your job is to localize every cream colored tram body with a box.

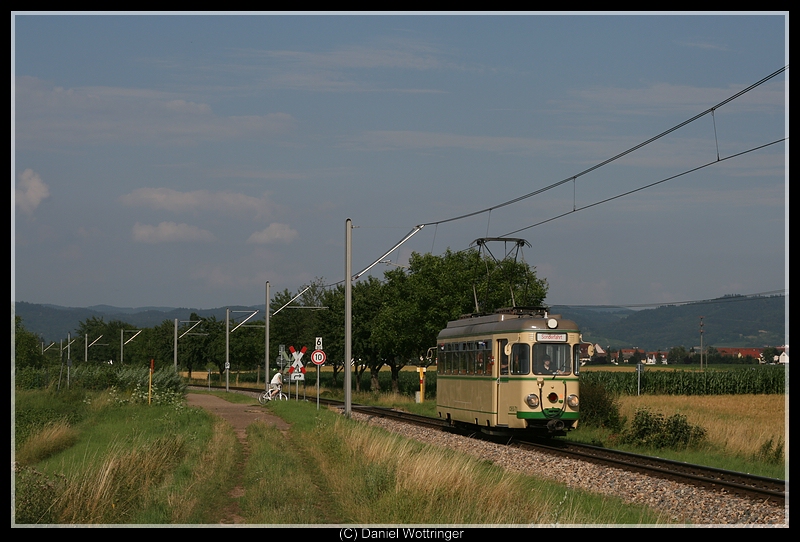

[436,307,580,434]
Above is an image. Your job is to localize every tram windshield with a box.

[534,344,572,375]
[510,343,530,375]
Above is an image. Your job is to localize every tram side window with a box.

[498,339,509,375]
[534,344,571,375]
[476,340,490,375]
[466,343,475,375]
[573,344,581,375]
[511,343,530,375]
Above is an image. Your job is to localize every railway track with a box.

[190,386,787,507]
[321,398,787,507]
[511,435,787,506]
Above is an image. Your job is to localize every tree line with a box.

[15,249,547,393]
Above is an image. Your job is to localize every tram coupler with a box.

[546,419,565,433]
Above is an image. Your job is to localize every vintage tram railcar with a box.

[436,307,580,434]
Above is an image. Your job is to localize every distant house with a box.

[619,348,644,363]
[715,346,788,364]
[716,347,764,360]
[645,351,666,365]
[579,342,594,365]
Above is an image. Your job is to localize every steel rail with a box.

[190,385,786,505]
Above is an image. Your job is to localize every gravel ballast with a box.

[351,412,787,526]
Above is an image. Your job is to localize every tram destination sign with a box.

[536,332,568,342]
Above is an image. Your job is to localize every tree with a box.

[372,248,548,392]
[201,317,225,376]
[75,316,113,364]
[352,277,386,392]
[315,285,346,384]
[667,346,689,365]
[14,316,45,369]
[761,347,780,364]
[181,313,207,378]
[147,319,179,371]
[270,285,320,363]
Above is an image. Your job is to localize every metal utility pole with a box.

[342,220,423,418]
[226,308,230,392]
[265,281,270,393]
[226,307,262,392]
[345,218,352,418]
[174,319,179,370]
[700,316,704,371]
[120,329,142,366]
[85,334,106,363]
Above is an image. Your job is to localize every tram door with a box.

[496,338,513,426]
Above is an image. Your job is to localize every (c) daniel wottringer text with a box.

[340,528,465,541]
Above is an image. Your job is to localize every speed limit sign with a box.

[311,350,326,365]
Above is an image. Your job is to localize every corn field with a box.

[580,365,786,395]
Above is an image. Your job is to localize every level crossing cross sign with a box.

[288,346,306,381]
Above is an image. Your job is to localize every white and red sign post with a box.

[288,346,306,400]
[312,337,326,409]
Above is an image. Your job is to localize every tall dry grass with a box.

[55,436,186,524]
[617,394,786,458]
[164,419,239,523]
[15,420,80,466]
[306,415,662,524]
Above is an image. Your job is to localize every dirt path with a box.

[186,393,291,524]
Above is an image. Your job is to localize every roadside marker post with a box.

[311,346,326,410]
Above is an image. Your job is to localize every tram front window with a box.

[534,344,571,375]
[510,343,530,375]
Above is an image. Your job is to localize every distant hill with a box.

[15,295,786,350]
[13,302,261,342]
[554,295,786,351]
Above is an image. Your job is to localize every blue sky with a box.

[12,13,788,310]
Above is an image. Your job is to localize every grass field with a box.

[317,387,787,479]
[14,388,666,524]
[618,394,786,456]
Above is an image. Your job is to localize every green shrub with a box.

[14,389,89,449]
[620,408,707,450]
[578,380,624,431]
[16,365,187,396]
[14,465,66,524]
[753,437,784,465]
[15,366,59,390]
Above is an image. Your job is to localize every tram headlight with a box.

[567,394,579,409]
[525,394,539,408]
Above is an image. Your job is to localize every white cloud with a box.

[15,76,295,147]
[231,39,461,93]
[121,187,274,218]
[246,223,298,244]
[132,222,215,243]
[15,169,50,215]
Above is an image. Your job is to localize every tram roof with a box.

[437,308,579,339]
